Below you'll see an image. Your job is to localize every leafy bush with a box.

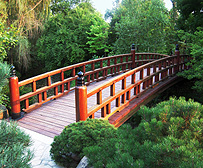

[0,120,33,168]
[178,27,203,92]
[84,97,203,168]
[0,62,11,107]
[50,119,117,167]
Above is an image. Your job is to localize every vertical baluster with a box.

[122,77,126,89]
[117,57,120,74]
[107,59,110,76]
[32,81,36,92]
[143,81,146,90]
[127,91,130,100]
[66,82,70,91]
[107,59,110,66]
[47,76,51,86]
[140,69,143,80]
[164,60,167,78]
[172,57,175,74]
[126,56,129,69]
[101,106,106,117]
[138,84,140,94]
[87,75,90,83]
[132,73,135,84]
[60,71,64,93]
[116,96,120,107]
[25,99,29,109]
[38,93,42,103]
[110,83,115,96]
[122,94,126,104]
[107,103,111,114]
[43,91,47,100]
[72,68,75,77]
[121,77,126,103]
[114,58,117,74]
[120,56,124,71]
[169,58,172,76]
[97,90,102,104]
[147,66,150,87]
[54,86,58,96]
[96,72,99,80]
[100,60,103,68]
[91,62,95,81]
[158,62,162,81]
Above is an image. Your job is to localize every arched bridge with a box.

[9,45,191,138]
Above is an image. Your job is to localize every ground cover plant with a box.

[83,97,203,168]
[0,120,33,168]
[50,119,117,167]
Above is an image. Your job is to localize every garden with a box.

[0,0,203,167]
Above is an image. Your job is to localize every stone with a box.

[76,156,93,168]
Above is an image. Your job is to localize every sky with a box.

[91,0,173,17]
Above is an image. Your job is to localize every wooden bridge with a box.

[9,45,191,138]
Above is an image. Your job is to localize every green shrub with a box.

[84,97,203,168]
[50,119,117,167]
[0,120,33,168]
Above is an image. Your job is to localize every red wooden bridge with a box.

[9,45,191,138]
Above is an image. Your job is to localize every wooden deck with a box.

[18,74,134,138]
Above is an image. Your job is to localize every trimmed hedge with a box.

[50,119,117,167]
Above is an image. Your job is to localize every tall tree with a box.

[112,0,171,54]
[86,12,110,56]
[37,1,101,72]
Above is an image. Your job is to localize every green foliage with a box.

[178,28,203,92]
[0,62,10,90]
[109,0,171,54]
[174,0,203,32]
[84,97,203,168]
[86,12,110,56]
[0,120,33,168]
[0,62,11,106]
[50,119,117,167]
[0,22,18,61]
[37,1,102,71]
[3,0,52,71]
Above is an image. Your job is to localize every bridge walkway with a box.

[18,73,135,138]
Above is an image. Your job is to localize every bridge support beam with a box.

[75,71,87,122]
[9,66,22,120]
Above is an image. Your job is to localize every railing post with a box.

[75,71,87,122]
[9,66,21,120]
[131,44,135,69]
[175,44,180,72]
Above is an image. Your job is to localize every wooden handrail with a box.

[80,54,190,121]
[9,43,175,118]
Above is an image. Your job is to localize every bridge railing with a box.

[75,50,191,122]
[9,44,169,119]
